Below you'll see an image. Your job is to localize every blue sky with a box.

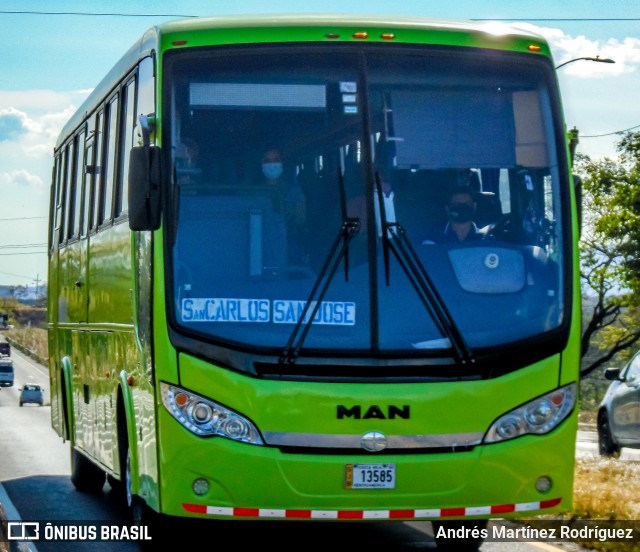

[0,0,639,286]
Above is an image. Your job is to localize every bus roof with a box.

[55,14,549,150]
[157,14,545,40]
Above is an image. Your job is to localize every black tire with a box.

[432,520,488,551]
[124,447,170,545]
[125,447,149,523]
[19,402,23,407]
[598,412,621,458]
[70,448,105,493]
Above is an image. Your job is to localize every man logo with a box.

[361,431,387,452]
[337,405,410,420]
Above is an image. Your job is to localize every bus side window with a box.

[118,77,137,217]
[101,95,119,226]
[92,110,105,232]
[50,155,63,249]
[82,141,94,238]
[72,130,86,239]
[134,56,155,148]
[62,142,75,243]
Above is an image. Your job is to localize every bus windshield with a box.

[167,46,565,357]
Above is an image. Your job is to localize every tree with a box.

[576,131,640,377]
[34,284,47,308]
[8,285,28,302]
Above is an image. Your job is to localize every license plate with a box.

[345,463,396,489]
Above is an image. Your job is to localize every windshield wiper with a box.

[338,167,352,282]
[280,170,360,365]
[374,173,474,366]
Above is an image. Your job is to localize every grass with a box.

[573,457,640,522]
[528,457,640,552]
[3,326,48,364]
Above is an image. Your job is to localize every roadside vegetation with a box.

[576,131,640,379]
[3,325,47,363]
[573,458,640,523]
[537,458,640,552]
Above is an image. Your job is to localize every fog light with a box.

[192,478,210,496]
[536,476,552,493]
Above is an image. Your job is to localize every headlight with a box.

[161,382,264,445]
[484,383,576,444]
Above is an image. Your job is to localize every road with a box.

[0,346,50,408]
[0,347,590,551]
[576,427,640,461]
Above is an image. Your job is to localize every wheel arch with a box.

[60,356,74,441]
[117,370,141,496]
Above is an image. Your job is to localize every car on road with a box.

[19,384,44,406]
[0,339,10,357]
[598,349,640,457]
[0,358,14,387]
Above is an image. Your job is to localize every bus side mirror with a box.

[129,145,162,231]
[573,174,582,237]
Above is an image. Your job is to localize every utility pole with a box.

[32,274,41,301]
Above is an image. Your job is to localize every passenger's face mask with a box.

[448,202,475,224]
[262,162,283,180]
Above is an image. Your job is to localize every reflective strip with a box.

[261,431,484,449]
[182,497,562,520]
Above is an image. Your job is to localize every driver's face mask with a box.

[448,202,475,224]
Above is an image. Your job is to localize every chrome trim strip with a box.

[262,431,484,449]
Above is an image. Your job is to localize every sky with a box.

[0,0,639,287]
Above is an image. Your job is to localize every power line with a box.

[0,270,39,280]
[1,11,640,21]
[0,243,47,248]
[0,252,46,256]
[0,10,197,17]
[581,124,640,138]
[0,216,47,222]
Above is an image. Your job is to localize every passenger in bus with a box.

[425,185,485,243]
[175,137,202,185]
[261,148,306,223]
[260,148,308,263]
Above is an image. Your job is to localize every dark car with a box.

[19,384,44,406]
[598,350,640,457]
[0,340,10,357]
[0,359,13,387]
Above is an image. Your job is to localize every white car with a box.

[598,350,640,457]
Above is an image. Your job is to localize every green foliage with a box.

[576,131,640,377]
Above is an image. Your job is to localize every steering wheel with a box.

[485,214,514,240]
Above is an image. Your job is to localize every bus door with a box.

[59,129,89,324]
[75,135,96,453]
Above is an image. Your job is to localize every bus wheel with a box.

[432,520,487,551]
[124,446,164,542]
[125,447,152,523]
[70,448,105,493]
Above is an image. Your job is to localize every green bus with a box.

[48,14,580,543]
